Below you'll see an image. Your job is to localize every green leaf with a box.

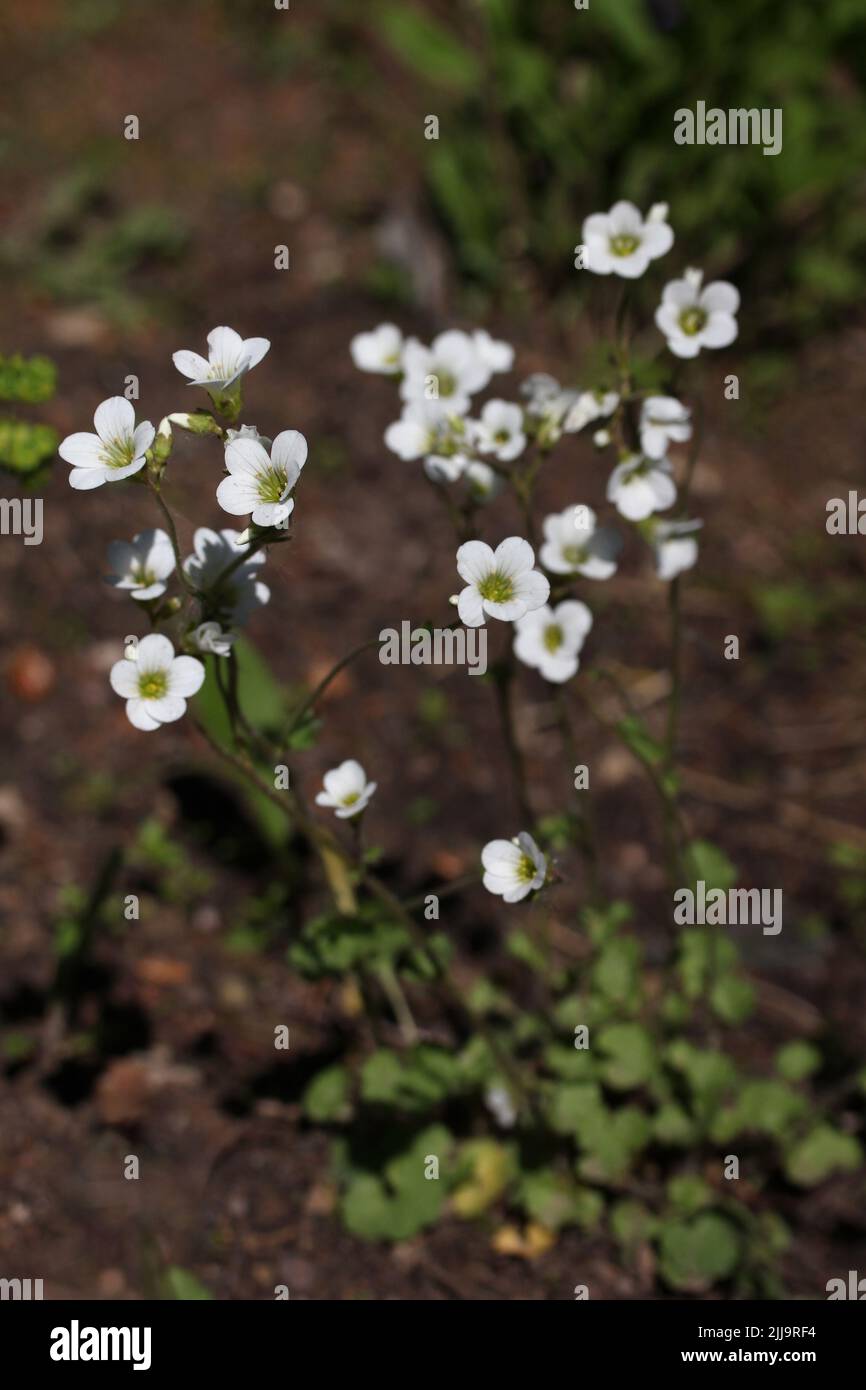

[677,929,737,999]
[378,6,482,91]
[163,1267,214,1300]
[341,1126,453,1242]
[592,937,642,1009]
[683,841,737,895]
[302,1064,352,1123]
[546,1081,606,1137]
[517,1169,603,1233]
[784,1125,862,1187]
[666,1174,714,1216]
[0,419,58,476]
[597,1022,656,1089]
[611,1199,658,1249]
[542,1042,596,1082]
[711,974,756,1024]
[775,1041,821,1082]
[581,900,632,946]
[578,1105,651,1181]
[653,1103,698,1147]
[658,1215,741,1292]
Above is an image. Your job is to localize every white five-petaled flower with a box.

[639,395,692,458]
[455,537,549,627]
[105,528,175,601]
[109,633,204,732]
[59,397,154,490]
[183,527,270,624]
[514,600,593,684]
[655,268,739,358]
[191,621,237,656]
[173,325,270,391]
[217,428,307,528]
[651,518,703,581]
[482,832,548,903]
[350,322,404,375]
[315,760,377,819]
[582,201,673,278]
[471,399,526,462]
[607,453,677,522]
[540,505,622,580]
[400,330,490,415]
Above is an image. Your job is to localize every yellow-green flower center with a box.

[610,233,640,257]
[138,670,168,700]
[132,563,156,587]
[543,623,564,653]
[516,853,538,884]
[435,370,457,398]
[101,436,136,471]
[478,570,516,604]
[562,543,586,567]
[341,791,360,807]
[257,464,288,504]
[679,306,707,336]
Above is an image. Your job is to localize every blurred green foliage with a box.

[369,0,866,342]
[0,352,58,480]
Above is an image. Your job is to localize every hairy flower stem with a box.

[146,479,199,599]
[554,687,601,904]
[493,655,534,828]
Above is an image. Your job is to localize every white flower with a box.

[472,330,514,374]
[655,268,739,358]
[482,832,548,903]
[471,399,526,462]
[191,621,237,656]
[400,330,489,414]
[455,537,549,627]
[540,505,622,580]
[350,322,404,375]
[173,325,270,391]
[183,527,270,624]
[607,454,677,521]
[562,389,620,434]
[59,397,154,490]
[315,760,377,819]
[651,518,702,581]
[582,201,673,278]
[109,633,204,732]
[385,399,464,462]
[639,395,692,458]
[514,600,592,683]
[217,428,307,528]
[105,528,175,601]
